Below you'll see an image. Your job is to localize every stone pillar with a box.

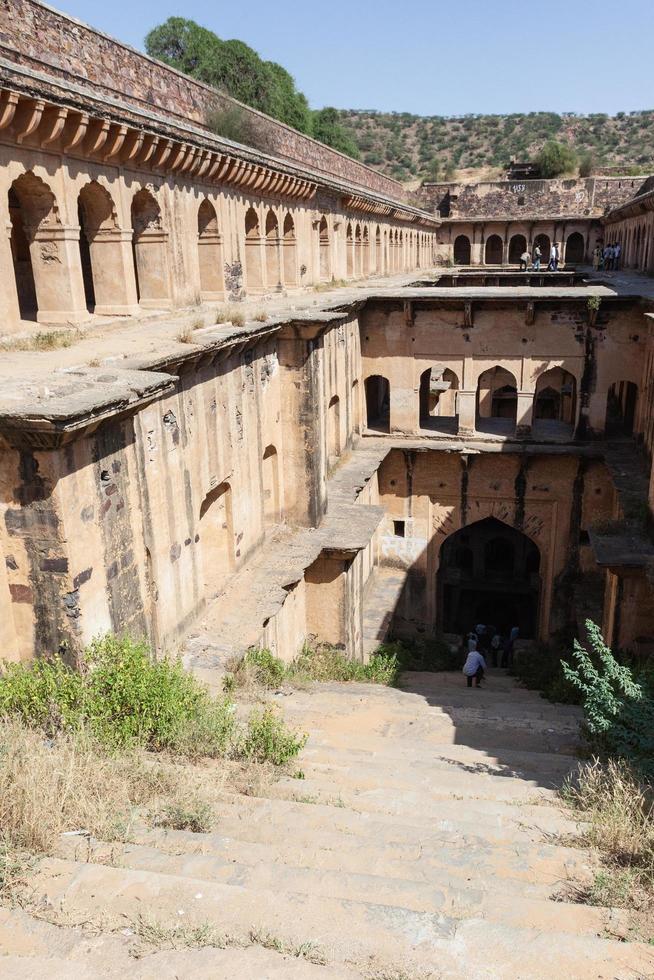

[133,229,171,308]
[277,322,328,527]
[90,229,140,316]
[457,390,477,436]
[516,390,534,438]
[2,220,22,330]
[32,225,90,324]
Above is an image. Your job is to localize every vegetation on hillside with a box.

[338,109,654,182]
[145,18,359,158]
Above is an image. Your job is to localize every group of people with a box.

[461,623,520,688]
[592,242,621,271]
[519,242,561,272]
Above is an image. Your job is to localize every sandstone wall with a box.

[418,177,643,219]
[0,0,402,199]
[375,448,615,641]
[360,300,646,439]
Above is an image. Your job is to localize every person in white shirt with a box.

[613,242,622,270]
[462,649,486,688]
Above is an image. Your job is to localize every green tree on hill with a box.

[145,17,357,158]
[536,140,578,178]
[311,108,361,159]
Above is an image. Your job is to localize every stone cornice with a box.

[0,63,439,228]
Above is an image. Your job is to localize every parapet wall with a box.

[416,177,645,219]
[0,0,402,200]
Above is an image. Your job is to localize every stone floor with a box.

[2,670,653,978]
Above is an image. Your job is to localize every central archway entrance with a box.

[437,517,541,638]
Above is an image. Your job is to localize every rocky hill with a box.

[339,109,654,183]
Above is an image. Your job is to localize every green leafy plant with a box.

[239,706,307,765]
[562,620,654,777]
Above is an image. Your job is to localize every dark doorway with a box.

[484,234,503,265]
[509,234,527,264]
[365,375,390,432]
[437,517,541,638]
[453,235,471,265]
[605,381,638,436]
[565,232,584,265]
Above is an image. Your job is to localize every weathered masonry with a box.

[0,1,438,333]
[2,283,654,666]
[2,0,654,670]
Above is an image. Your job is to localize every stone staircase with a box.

[2,670,653,979]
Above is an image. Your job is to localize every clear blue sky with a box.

[53,0,654,116]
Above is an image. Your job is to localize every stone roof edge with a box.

[0,59,437,226]
[16,0,405,198]
[440,215,600,224]
[603,186,654,223]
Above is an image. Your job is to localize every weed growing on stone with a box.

[153,797,214,833]
[177,325,198,344]
[238,706,307,766]
[225,641,402,691]
[253,309,268,321]
[215,306,245,327]
[561,757,654,934]
[0,329,84,352]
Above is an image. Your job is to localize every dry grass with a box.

[0,719,201,858]
[252,309,268,322]
[215,306,246,327]
[0,329,84,352]
[561,758,654,931]
[176,326,199,344]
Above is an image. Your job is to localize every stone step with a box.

[53,838,605,934]
[208,785,581,842]
[27,858,653,980]
[115,824,592,889]
[0,915,355,980]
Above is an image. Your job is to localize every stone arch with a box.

[262,445,281,526]
[437,517,541,638]
[131,187,169,306]
[354,223,362,277]
[485,234,503,265]
[509,234,527,264]
[564,231,584,265]
[346,222,354,278]
[282,212,297,287]
[534,367,576,424]
[78,180,137,317]
[244,206,263,292]
[327,394,341,466]
[318,215,330,281]
[476,365,518,430]
[265,209,281,290]
[199,481,234,598]
[197,198,224,300]
[365,374,390,432]
[374,225,381,274]
[453,234,471,265]
[419,366,459,429]
[362,225,370,276]
[9,171,88,324]
[534,233,551,263]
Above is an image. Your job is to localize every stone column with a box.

[90,229,140,315]
[277,321,328,527]
[2,220,22,331]
[516,390,534,438]
[32,225,90,324]
[457,390,477,436]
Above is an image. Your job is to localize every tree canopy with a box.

[536,140,578,178]
[145,18,358,158]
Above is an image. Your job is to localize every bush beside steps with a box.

[0,636,306,891]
